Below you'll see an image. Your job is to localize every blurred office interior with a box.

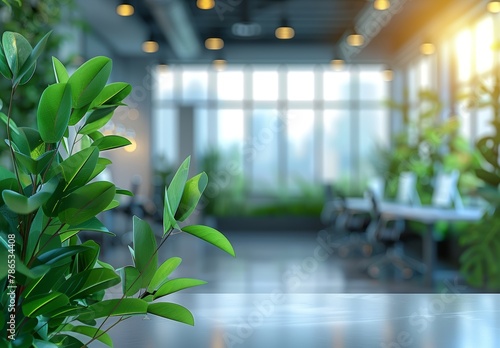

[2,0,500,346]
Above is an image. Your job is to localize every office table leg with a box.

[423,223,435,288]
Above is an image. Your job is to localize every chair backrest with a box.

[432,170,463,209]
[396,172,420,205]
[366,177,385,201]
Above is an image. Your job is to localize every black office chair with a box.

[319,184,373,256]
[363,193,426,279]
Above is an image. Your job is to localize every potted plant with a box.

[0,31,235,347]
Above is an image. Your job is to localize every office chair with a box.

[362,172,426,279]
[363,193,427,279]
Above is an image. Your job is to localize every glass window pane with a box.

[475,16,494,75]
[359,66,387,100]
[250,109,280,192]
[155,66,173,100]
[194,108,209,159]
[253,71,279,101]
[218,109,244,165]
[455,29,472,82]
[287,71,314,101]
[287,109,315,190]
[218,71,244,100]
[359,109,389,182]
[182,69,208,101]
[323,70,350,101]
[323,110,351,184]
[419,57,431,89]
[153,108,177,165]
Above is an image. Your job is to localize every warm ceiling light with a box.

[197,0,215,10]
[275,26,295,40]
[142,39,159,53]
[347,33,364,47]
[374,0,390,10]
[213,59,227,71]
[488,1,500,13]
[116,2,134,16]
[205,38,224,50]
[382,69,393,81]
[420,42,435,55]
[330,59,345,71]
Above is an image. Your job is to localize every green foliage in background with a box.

[459,69,500,290]
[0,31,234,347]
[373,90,480,205]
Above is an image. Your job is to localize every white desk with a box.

[345,198,484,285]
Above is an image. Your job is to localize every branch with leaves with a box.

[0,31,235,347]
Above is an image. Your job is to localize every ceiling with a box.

[78,0,462,64]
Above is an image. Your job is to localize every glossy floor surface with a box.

[90,220,499,347]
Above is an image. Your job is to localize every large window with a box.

[153,64,389,195]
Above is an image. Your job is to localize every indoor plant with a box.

[0,31,235,347]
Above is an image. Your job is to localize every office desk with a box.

[345,198,484,286]
[106,293,500,348]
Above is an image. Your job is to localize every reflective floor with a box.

[88,217,499,347]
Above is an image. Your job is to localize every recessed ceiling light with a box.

[116,2,134,16]
[330,59,345,71]
[347,33,364,47]
[205,38,224,50]
[197,0,215,10]
[275,26,295,40]
[374,0,390,11]
[142,40,159,53]
[213,59,227,71]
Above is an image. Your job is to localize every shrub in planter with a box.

[0,31,234,347]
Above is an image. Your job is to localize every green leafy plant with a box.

[374,90,479,204]
[0,31,235,347]
[459,68,500,290]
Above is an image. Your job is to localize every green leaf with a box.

[58,268,120,300]
[69,103,91,126]
[59,146,99,192]
[68,56,112,108]
[49,335,85,348]
[166,157,190,214]
[153,278,207,300]
[133,216,158,287]
[37,83,72,143]
[2,179,57,214]
[15,31,51,86]
[85,298,148,319]
[26,208,47,262]
[36,245,89,266]
[90,82,132,108]
[119,265,142,296]
[0,42,13,79]
[74,240,100,272]
[33,339,59,348]
[14,149,56,175]
[61,325,113,347]
[92,135,131,151]
[175,172,208,222]
[64,216,112,236]
[52,56,69,83]
[2,31,32,81]
[0,111,30,155]
[182,225,235,257]
[58,181,116,225]
[22,292,69,317]
[147,303,194,326]
[78,106,116,135]
[88,157,113,182]
[147,257,182,293]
